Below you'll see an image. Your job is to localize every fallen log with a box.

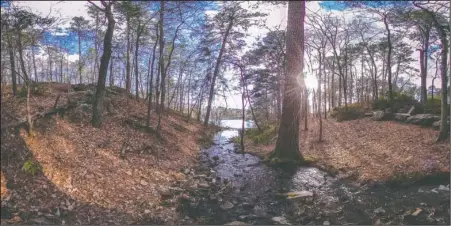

[1,103,78,131]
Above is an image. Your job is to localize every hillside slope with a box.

[1,83,214,224]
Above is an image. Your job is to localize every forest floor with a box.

[0,83,217,224]
[245,117,450,186]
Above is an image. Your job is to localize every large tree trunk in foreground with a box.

[92,4,115,127]
[414,2,449,141]
[270,1,304,162]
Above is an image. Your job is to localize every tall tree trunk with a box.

[146,26,159,127]
[92,4,115,127]
[134,23,142,100]
[204,18,234,126]
[270,1,305,163]
[7,36,17,96]
[125,16,131,94]
[414,3,449,141]
[31,43,38,82]
[383,15,393,108]
[78,31,83,84]
[318,49,323,141]
[157,0,165,130]
[109,57,114,87]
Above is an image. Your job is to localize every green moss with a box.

[22,158,41,176]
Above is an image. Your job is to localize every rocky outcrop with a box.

[405,114,440,127]
[372,111,392,121]
[394,113,410,123]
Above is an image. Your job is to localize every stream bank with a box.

[177,120,450,225]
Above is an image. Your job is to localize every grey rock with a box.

[394,113,410,122]
[372,111,392,121]
[406,114,440,126]
[220,201,235,210]
[374,207,386,215]
[225,221,248,225]
[271,216,290,225]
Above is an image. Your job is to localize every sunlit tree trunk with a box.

[270,1,305,162]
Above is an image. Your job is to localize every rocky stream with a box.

[176,120,450,225]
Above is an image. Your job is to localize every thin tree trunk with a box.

[157,0,165,130]
[204,18,234,126]
[7,36,17,96]
[146,26,159,126]
[125,16,131,94]
[383,15,393,108]
[134,23,142,100]
[92,4,115,127]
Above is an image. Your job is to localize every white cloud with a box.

[15,1,90,28]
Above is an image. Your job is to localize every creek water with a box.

[189,120,450,225]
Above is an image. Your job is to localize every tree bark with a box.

[134,22,142,100]
[78,30,83,84]
[92,3,115,127]
[125,16,131,94]
[383,15,393,108]
[270,1,305,163]
[156,0,165,130]
[146,25,159,127]
[7,35,17,96]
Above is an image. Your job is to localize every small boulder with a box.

[271,216,290,225]
[220,201,234,210]
[225,221,248,225]
[374,207,386,215]
[372,111,391,121]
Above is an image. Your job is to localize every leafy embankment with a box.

[0,83,216,224]
[240,117,450,185]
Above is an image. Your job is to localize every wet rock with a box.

[271,216,290,225]
[220,201,234,210]
[411,208,422,216]
[241,202,254,210]
[238,215,247,220]
[225,221,248,225]
[209,194,217,201]
[374,207,386,215]
[194,174,207,179]
[281,191,314,200]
